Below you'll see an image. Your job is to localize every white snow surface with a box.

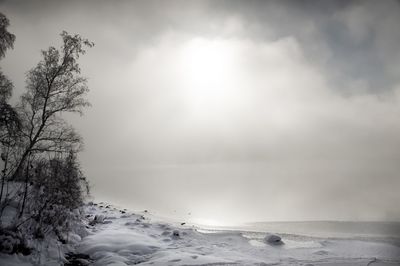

[1,202,400,265]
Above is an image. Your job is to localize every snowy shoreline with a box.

[1,202,400,266]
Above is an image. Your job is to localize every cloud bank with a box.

[1,0,400,222]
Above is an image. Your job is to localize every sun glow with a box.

[177,38,242,120]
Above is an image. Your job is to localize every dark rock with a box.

[65,252,92,266]
[264,234,283,245]
[172,230,180,239]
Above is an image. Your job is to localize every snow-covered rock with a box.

[264,233,283,245]
[172,229,180,239]
[89,214,105,225]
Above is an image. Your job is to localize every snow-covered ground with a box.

[1,202,400,265]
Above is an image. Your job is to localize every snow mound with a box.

[80,229,159,255]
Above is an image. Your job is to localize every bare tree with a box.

[0,14,93,254]
[0,12,19,211]
[23,151,89,240]
[0,12,17,143]
[0,12,15,60]
[11,31,94,181]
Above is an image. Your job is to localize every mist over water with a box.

[89,161,400,225]
[242,221,400,239]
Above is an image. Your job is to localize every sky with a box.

[1,0,400,225]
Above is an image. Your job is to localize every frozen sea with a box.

[1,204,400,266]
[224,221,400,241]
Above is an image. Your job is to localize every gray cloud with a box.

[1,0,400,223]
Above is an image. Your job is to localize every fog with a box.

[1,0,400,225]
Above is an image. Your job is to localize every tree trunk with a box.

[18,154,30,218]
[0,142,10,218]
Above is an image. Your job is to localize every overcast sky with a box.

[1,0,400,225]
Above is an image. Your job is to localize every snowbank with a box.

[75,203,400,266]
[2,202,400,265]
